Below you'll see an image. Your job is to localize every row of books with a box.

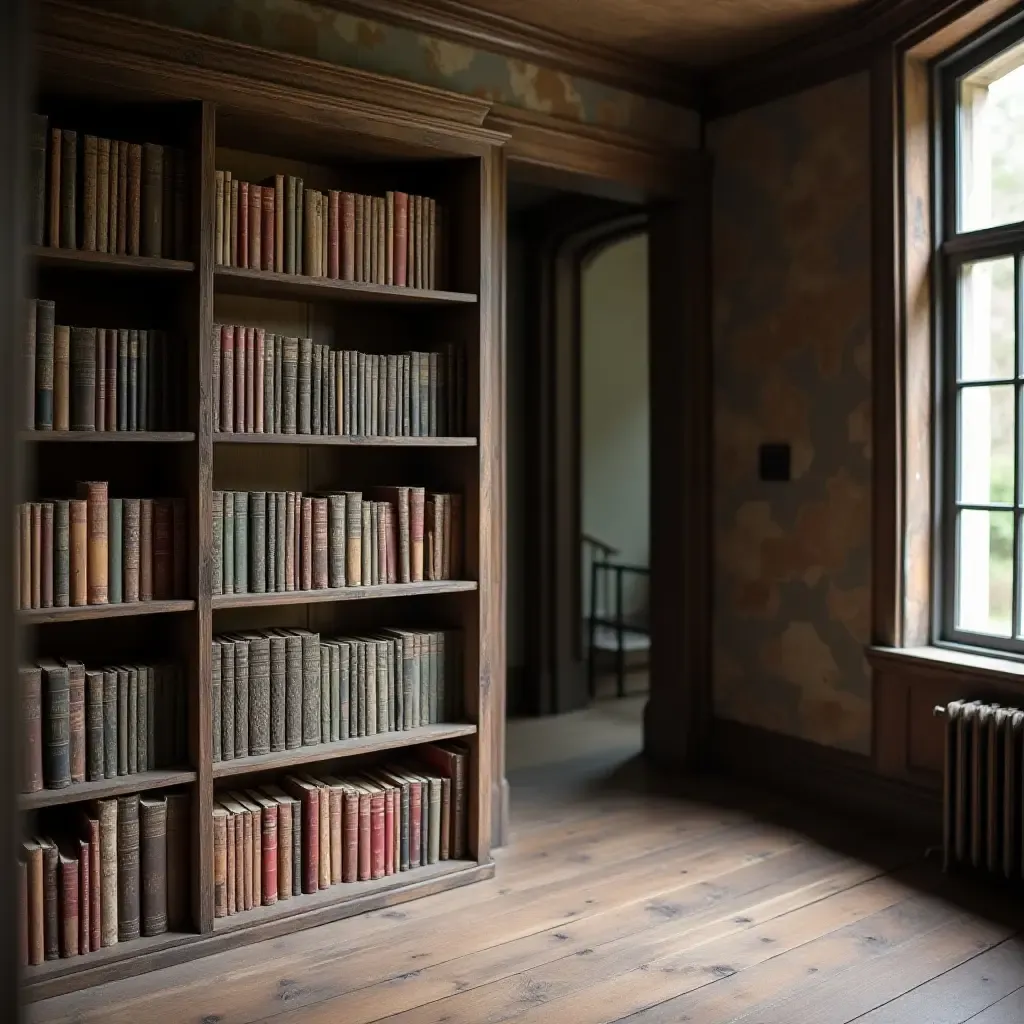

[30,115,188,259]
[212,326,466,438]
[21,660,187,794]
[26,300,180,432]
[212,628,461,763]
[20,792,190,965]
[214,171,441,289]
[213,743,467,916]
[15,485,188,611]
[211,488,462,597]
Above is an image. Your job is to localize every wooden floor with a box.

[29,739,1024,1024]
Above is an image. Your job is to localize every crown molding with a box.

[706,0,1010,118]
[321,0,699,108]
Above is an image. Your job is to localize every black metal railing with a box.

[586,557,650,700]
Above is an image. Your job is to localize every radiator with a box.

[935,699,1024,878]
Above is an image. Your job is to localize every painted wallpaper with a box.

[88,0,697,144]
[709,72,873,754]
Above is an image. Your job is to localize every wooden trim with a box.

[644,157,714,769]
[490,106,693,200]
[19,771,199,811]
[707,0,1021,118]
[1,3,30,1014]
[712,718,941,837]
[319,0,698,107]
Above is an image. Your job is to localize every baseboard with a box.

[710,718,942,839]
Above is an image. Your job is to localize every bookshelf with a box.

[20,0,501,1001]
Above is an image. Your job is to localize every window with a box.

[938,22,1024,653]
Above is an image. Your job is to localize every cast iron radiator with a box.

[935,699,1024,877]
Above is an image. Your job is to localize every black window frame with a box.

[935,11,1024,657]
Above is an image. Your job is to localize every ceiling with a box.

[449,0,872,69]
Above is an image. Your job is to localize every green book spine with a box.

[108,498,123,604]
[300,631,320,746]
[116,669,128,776]
[249,491,266,594]
[275,492,286,592]
[127,668,138,774]
[220,642,234,761]
[249,636,270,756]
[329,643,340,742]
[233,640,249,759]
[35,299,55,429]
[222,491,234,594]
[233,491,248,593]
[356,642,366,738]
[211,490,223,596]
[338,642,350,740]
[284,634,302,750]
[269,634,286,752]
[211,641,222,763]
[266,494,276,593]
[102,669,117,778]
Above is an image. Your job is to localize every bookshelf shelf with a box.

[20,3,500,1001]
[213,433,477,447]
[212,723,478,778]
[214,265,477,305]
[32,245,195,274]
[212,581,477,610]
[18,599,196,625]
[19,431,196,443]
[19,769,198,810]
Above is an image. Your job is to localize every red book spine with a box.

[341,192,355,282]
[369,791,385,880]
[328,191,340,279]
[383,789,395,875]
[302,791,318,894]
[234,325,245,433]
[254,328,265,434]
[261,186,274,271]
[220,325,234,433]
[261,803,277,905]
[59,853,78,957]
[78,840,89,956]
[409,781,422,868]
[248,183,261,271]
[394,192,408,287]
[301,497,313,591]
[357,791,370,882]
[244,326,255,434]
[238,181,249,270]
[342,789,358,883]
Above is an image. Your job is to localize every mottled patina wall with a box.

[709,73,872,754]
[89,0,697,144]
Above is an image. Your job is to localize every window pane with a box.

[959,47,1024,232]
[956,508,1013,635]
[958,385,1015,504]
[958,257,1015,380]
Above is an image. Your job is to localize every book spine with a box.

[59,853,79,957]
[68,499,87,606]
[48,128,61,247]
[213,809,227,917]
[102,670,117,778]
[123,498,140,602]
[262,183,274,271]
[261,803,278,904]
[298,337,312,434]
[250,491,267,594]
[126,143,142,256]
[230,179,239,265]
[79,480,109,604]
[249,637,271,756]
[263,332,275,433]
[85,669,104,782]
[233,641,249,760]
[139,498,154,602]
[34,300,55,430]
[282,336,298,434]
[139,797,168,936]
[249,183,262,270]
[284,636,302,750]
[142,143,163,258]
[211,491,223,596]
[238,181,249,269]
[275,174,285,273]
[300,498,313,591]
[30,114,47,246]
[220,644,235,761]
[234,491,248,593]
[312,497,329,590]
[394,192,409,287]
[220,325,234,432]
[69,327,96,430]
[284,176,296,275]
[60,130,77,249]
[301,632,320,745]
[152,499,173,599]
[21,667,43,793]
[215,170,224,263]
[52,324,70,431]
[117,795,140,941]
[275,492,286,591]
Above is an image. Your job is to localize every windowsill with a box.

[867,643,1024,683]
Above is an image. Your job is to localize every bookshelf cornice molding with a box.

[320,0,698,108]
[38,1,507,152]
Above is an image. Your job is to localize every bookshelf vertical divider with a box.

[23,3,507,999]
[191,100,218,934]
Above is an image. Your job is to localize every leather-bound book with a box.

[108,497,123,604]
[253,327,265,434]
[220,325,234,432]
[116,668,129,775]
[238,180,249,270]
[343,491,362,587]
[152,499,172,600]
[211,490,223,597]
[248,792,277,905]
[94,328,106,432]
[393,192,409,287]
[28,503,40,610]
[30,114,47,246]
[108,141,120,255]
[229,178,239,266]
[165,792,189,930]
[362,195,373,283]
[385,191,394,285]
[243,326,255,433]
[116,329,128,430]
[273,174,284,272]
[236,793,262,907]
[117,794,140,940]
[78,811,101,951]
[231,636,250,759]
[139,498,154,601]
[268,633,286,751]
[311,497,328,590]
[266,495,277,593]
[299,497,312,592]
[284,176,296,274]
[283,776,318,894]
[263,332,275,433]
[220,640,235,761]
[297,629,320,745]
[122,498,140,602]
[84,669,103,782]
[60,129,77,249]
[282,631,302,749]
[297,336,312,435]
[212,323,221,432]
[261,784,292,899]
[76,481,108,604]
[23,840,44,964]
[233,491,248,593]
[35,299,55,430]
[219,797,249,911]
[127,329,139,430]
[96,798,118,946]
[311,344,321,435]
[52,323,70,430]
[69,327,96,431]
[213,807,228,918]
[249,491,266,595]
[275,492,287,591]
[211,640,222,763]
[77,837,90,953]
[139,796,167,936]
[47,127,61,246]
[39,837,59,960]
[39,658,71,789]
[140,142,163,258]
[97,138,110,253]
[58,849,79,957]
[102,669,117,779]
[224,809,235,915]
[222,490,235,595]
[215,170,225,264]
[249,183,262,271]
[21,666,43,793]
[137,330,149,430]
[136,664,148,772]
[126,143,142,256]
[126,667,138,774]
[282,336,298,434]
[261,183,274,271]
[82,135,98,251]
[247,633,271,756]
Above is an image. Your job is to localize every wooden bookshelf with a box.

[19,0,501,1001]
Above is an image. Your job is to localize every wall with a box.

[581,233,650,619]
[89,0,698,146]
[709,72,872,755]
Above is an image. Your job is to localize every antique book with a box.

[247,633,271,757]
[34,299,55,430]
[222,489,235,594]
[116,794,140,941]
[233,636,250,759]
[39,658,71,789]
[141,142,163,258]
[58,849,79,957]
[122,498,141,603]
[282,335,298,433]
[234,490,248,593]
[139,796,167,936]
[212,807,228,918]
[75,480,108,604]
[60,129,78,248]
[23,840,44,965]
[139,498,154,601]
[126,142,142,256]
[21,666,43,793]
[220,641,235,761]
[268,633,287,752]
[249,491,267,594]
[298,336,312,434]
